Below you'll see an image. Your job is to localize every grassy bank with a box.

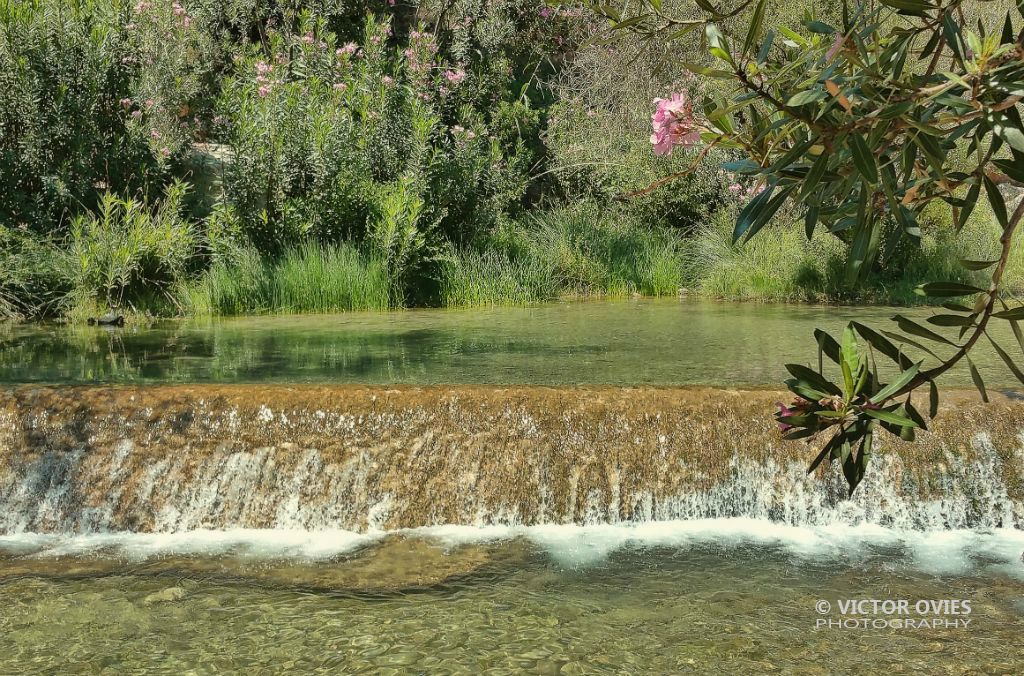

[2,1,1020,321]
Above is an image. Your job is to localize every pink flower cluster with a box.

[337,42,359,58]
[444,69,466,85]
[728,182,766,200]
[255,61,277,97]
[650,91,701,156]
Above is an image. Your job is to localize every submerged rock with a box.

[143,587,187,605]
[86,313,125,327]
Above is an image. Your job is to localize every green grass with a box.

[688,201,1024,305]
[439,250,560,307]
[180,241,392,316]
[439,204,687,307]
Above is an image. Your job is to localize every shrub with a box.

[0,0,155,232]
[62,181,197,316]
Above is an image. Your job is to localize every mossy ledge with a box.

[1,385,1021,533]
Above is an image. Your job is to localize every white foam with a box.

[2,520,1022,578]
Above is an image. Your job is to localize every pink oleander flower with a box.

[826,34,844,61]
[150,129,161,139]
[182,16,191,27]
[444,69,466,84]
[776,402,796,432]
[404,48,415,59]
[333,82,347,91]
[746,184,765,198]
[728,183,743,195]
[389,0,396,5]
[339,42,358,57]
[133,1,151,13]
[650,91,701,156]
[539,8,553,18]
[144,99,154,109]
[258,85,272,97]
[302,33,315,45]
[382,75,394,86]
[120,98,133,109]
[172,3,185,17]
[371,35,382,45]
[131,110,143,120]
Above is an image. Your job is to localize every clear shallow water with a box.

[2,522,1023,673]
[0,299,1019,386]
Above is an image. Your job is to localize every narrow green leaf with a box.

[879,0,934,17]
[849,132,878,184]
[852,321,913,369]
[914,282,986,297]
[787,89,827,107]
[864,407,919,428]
[743,0,768,56]
[870,362,921,403]
[967,355,988,402]
[958,259,997,271]
[984,174,1009,229]
[891,314,956,345]
[785,363,843,396]
[928,379,939,418]
[926,314,976,327]
[815,329,841,364]
[986,334,1024,385]
[799,152,830,201]
[732,183,776,243]
[992,306,1024,320]
[957,180,982,232]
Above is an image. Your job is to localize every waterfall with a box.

[1,385,1022,534]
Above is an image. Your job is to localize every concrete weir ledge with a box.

[0,385,1022,534]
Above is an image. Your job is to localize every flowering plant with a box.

[591,0,1024,494]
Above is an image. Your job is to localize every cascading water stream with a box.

[2,384,1021,535]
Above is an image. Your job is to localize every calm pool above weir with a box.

[1,298,1020,387]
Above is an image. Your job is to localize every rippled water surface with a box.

[2,524,1023,674]
[1,298,1020,386]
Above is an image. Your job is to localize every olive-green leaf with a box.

[926,314,975,327]
[958,259,997,271]
[891,314,956,345]
[984,174,1009,229]
[864,407,919,428]
[787,89,827,107]
[914,282,986,297]
[849,132,878,183]
[785,363,843,396]
[986,334,1024,385]
[967,355,988,403]
[879,0,934,17]
[870,362,921,403]
[993,306,1024,320]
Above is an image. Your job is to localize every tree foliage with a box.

[590,0,1024,493]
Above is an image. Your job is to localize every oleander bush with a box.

[1,0,1017,321]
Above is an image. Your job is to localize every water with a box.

[3,299,1023,671]
[1,298,1019,386]
[2,524,1023,673]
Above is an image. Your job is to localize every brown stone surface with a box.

[1,385,1021,532]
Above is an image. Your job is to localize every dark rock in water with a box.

[87,313,125,327]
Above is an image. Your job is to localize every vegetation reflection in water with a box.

[1,299,1021,387]
[1,528,1023,673]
